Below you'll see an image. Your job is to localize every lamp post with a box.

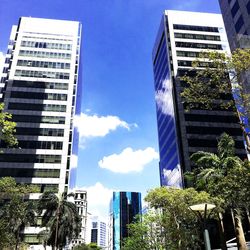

[189,203,216,250]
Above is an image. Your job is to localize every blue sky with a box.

[0,0,221,220]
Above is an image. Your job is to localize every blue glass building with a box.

[152,10,246,187]
[109,192,142,250]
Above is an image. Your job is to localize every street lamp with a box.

[189,203,216,250]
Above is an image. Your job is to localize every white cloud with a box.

[155,78,174,116]
[162,164,182,188]
[76,182,114,222]
[74,113,137,139]
[98,147,159,173]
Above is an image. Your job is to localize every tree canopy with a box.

[0,177,38,249]
[0,103,17,147]
[122,187,222,250]
[37,192,81,249]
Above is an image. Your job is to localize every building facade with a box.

[0,17,82,194]
[0,17,82,246]
[219,0,250,123]
[88,216,107,249]
[219,0,250,51]
[70,190,88,248]
[108,192,141,250]
[152,10,246,187]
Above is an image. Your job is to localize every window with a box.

[175,42,222,50]
[173,24,219,33]
[14,69,70,80]
[8,102,66,112]
[235,15,244,33]
[247,0,250,14]
[15,127,64,137]
[10,91,67,101]
[17,59,70,69]
[12,114,65,124]
[12,80,68,90]
[176,51,200,58]
[0,168,60,178]
[21,40,72,50]
[231,0,240,18]
[19,50,71,59]
[16,140,63,150]
[0,154,61,164]
[174,33,220,41]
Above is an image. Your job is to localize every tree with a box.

[37,192,81,249]
[0,103,17,147]
[123,187,222,250]
[181,49,250,150]
[189,133,249,250]
[0,177,38,249]
[73,243,102,250]
[122,211,168,250]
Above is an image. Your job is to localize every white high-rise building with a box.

[86,215,107,249]
[0,17,82,246]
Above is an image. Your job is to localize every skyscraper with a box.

[108,191,141,250]
[152,10,246,187]
[219,0,250,51]
[219,0,250,123]
[0,17,82,196]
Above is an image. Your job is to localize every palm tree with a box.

[189,133,247,250]
[37,192,81,250]
[1,194,36,250]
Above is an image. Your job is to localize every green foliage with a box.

[188,133,249,249]
[122,211,171,250]
[0,103,17,147]
[181,49,250,112]
[180,49,250,150]
[0,177,37,249]
[73,243,102,250]
[189,133,248,207]
[37,192,81,249]
[181,51,234,111]
[123,187,221,250]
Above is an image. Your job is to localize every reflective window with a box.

[19,50,71,59]
[10,91,67,101]
[12,80,68,90]
[235,15,244,33]
[176,42,222,50]
[247,0,250,14]
[174,33,221,41]
[231,0,240,17]
[12,114,65,124]
[21,40,72,50]
[8,102,66,112]
[17,59,70,69]
[15,127,64,137]
[14,70,70,80]
[173,24,219,33]
[0,154,61,163]
[0,168,60,178]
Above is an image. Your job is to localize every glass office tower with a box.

[109,192,142,250]
[219,0,250,124]
[152,10,246,187]
[0,17,82,195]
[219,0,250,51]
